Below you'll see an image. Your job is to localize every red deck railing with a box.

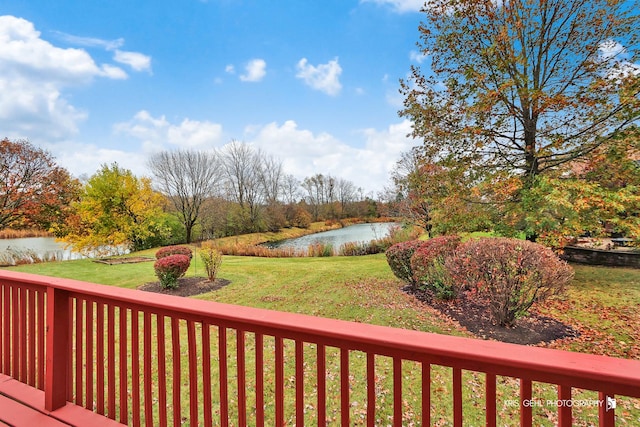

[0,269,639,426]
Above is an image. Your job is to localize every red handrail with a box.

[1,269,639,426]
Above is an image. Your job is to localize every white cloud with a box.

[114,49,152,72]
[54,29,152,74]
[114,110,224,151]
[0,16,129,140]
[246,119,418,192]
[360,0,425,13]
[409,49,428,63]
[53,32,125,51]
[295,58,342,96]
[599,40,626,61]
[46,140,150,179]
[225,64,235,74]
[239,58,266,82]
[598,39,640,80]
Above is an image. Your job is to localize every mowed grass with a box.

[5,249,640,425]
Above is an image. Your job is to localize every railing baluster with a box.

[85,299,94,410]
[96,302,105,415]
[11,285,18,378]
[27,288,36,387]
[520,379,532,427]
[143,312,153,426]
[187,320,199,426]
[453,367,463,427]
[558,385,572,427]
[157,314,168,427]
[171,317,181,427]
[37,289,45,390]
[317,344,326,427]
[237,329,246,427]
[366,353,375,427]
[67,298,73,401]
[219,326,229,427]
[422,362,431,427]
[340,348,350,426]
[295,340,304,427]
[275,336,284,426]
[75,298,83,406]
[255,333,264,427]
[44,286,70,411]
[107,304,116,419]
[202,324,213,427]
[485,373,496,427]
[131,309,141,427]
[598,392,615,427]
[119,306,129,424]
[393,357,402,427]
[19,287,27,383]
[3,285,10,375]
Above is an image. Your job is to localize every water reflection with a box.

[263,222,398,250]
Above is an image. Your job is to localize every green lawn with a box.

[4,249,640,425]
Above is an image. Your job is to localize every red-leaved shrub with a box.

[410,235,461,299]
[155,245,193,260]
[445,238,573,326]
[154,254,191,289]
[385,240,429,284]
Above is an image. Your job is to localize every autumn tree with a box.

[400,0,640,240]
[0,138,80,231]
[148,150,223,243]
[61,163,168,255]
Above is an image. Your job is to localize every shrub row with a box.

[386,237,574,326]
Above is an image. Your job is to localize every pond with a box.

[263,222,398,250]
[0,237,82,263]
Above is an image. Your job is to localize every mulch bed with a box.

[405,286,579,345]
[138,277,231,297]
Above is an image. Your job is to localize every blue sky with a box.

[1,0,427,193]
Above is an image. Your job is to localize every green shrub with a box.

[385,240,429,284]
[154,254,191,289]
[200,241,223,281]
[155,245,193,260]
[446,237,573,326]
[410,235,461,299]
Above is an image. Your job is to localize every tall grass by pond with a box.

[213,224,420,257]
[0,247,64,266]
[0,228,51,239]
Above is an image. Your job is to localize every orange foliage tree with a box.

[0,138,80,231]
[399,0,640,243]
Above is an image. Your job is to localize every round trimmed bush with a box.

[410,235,461,299]
[445,237,573,326]
[154,254,191,289]
[155,245,193,260]
[385,239,429,284]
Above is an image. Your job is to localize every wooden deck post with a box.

[45,286,70,411]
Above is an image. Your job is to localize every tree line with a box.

[0,138,380,254]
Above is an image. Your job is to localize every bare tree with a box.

[280,174,301,205]
[148,150,222,243]
[259,153,283,205]
[335,178,356,217]
[221,141,264,231]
